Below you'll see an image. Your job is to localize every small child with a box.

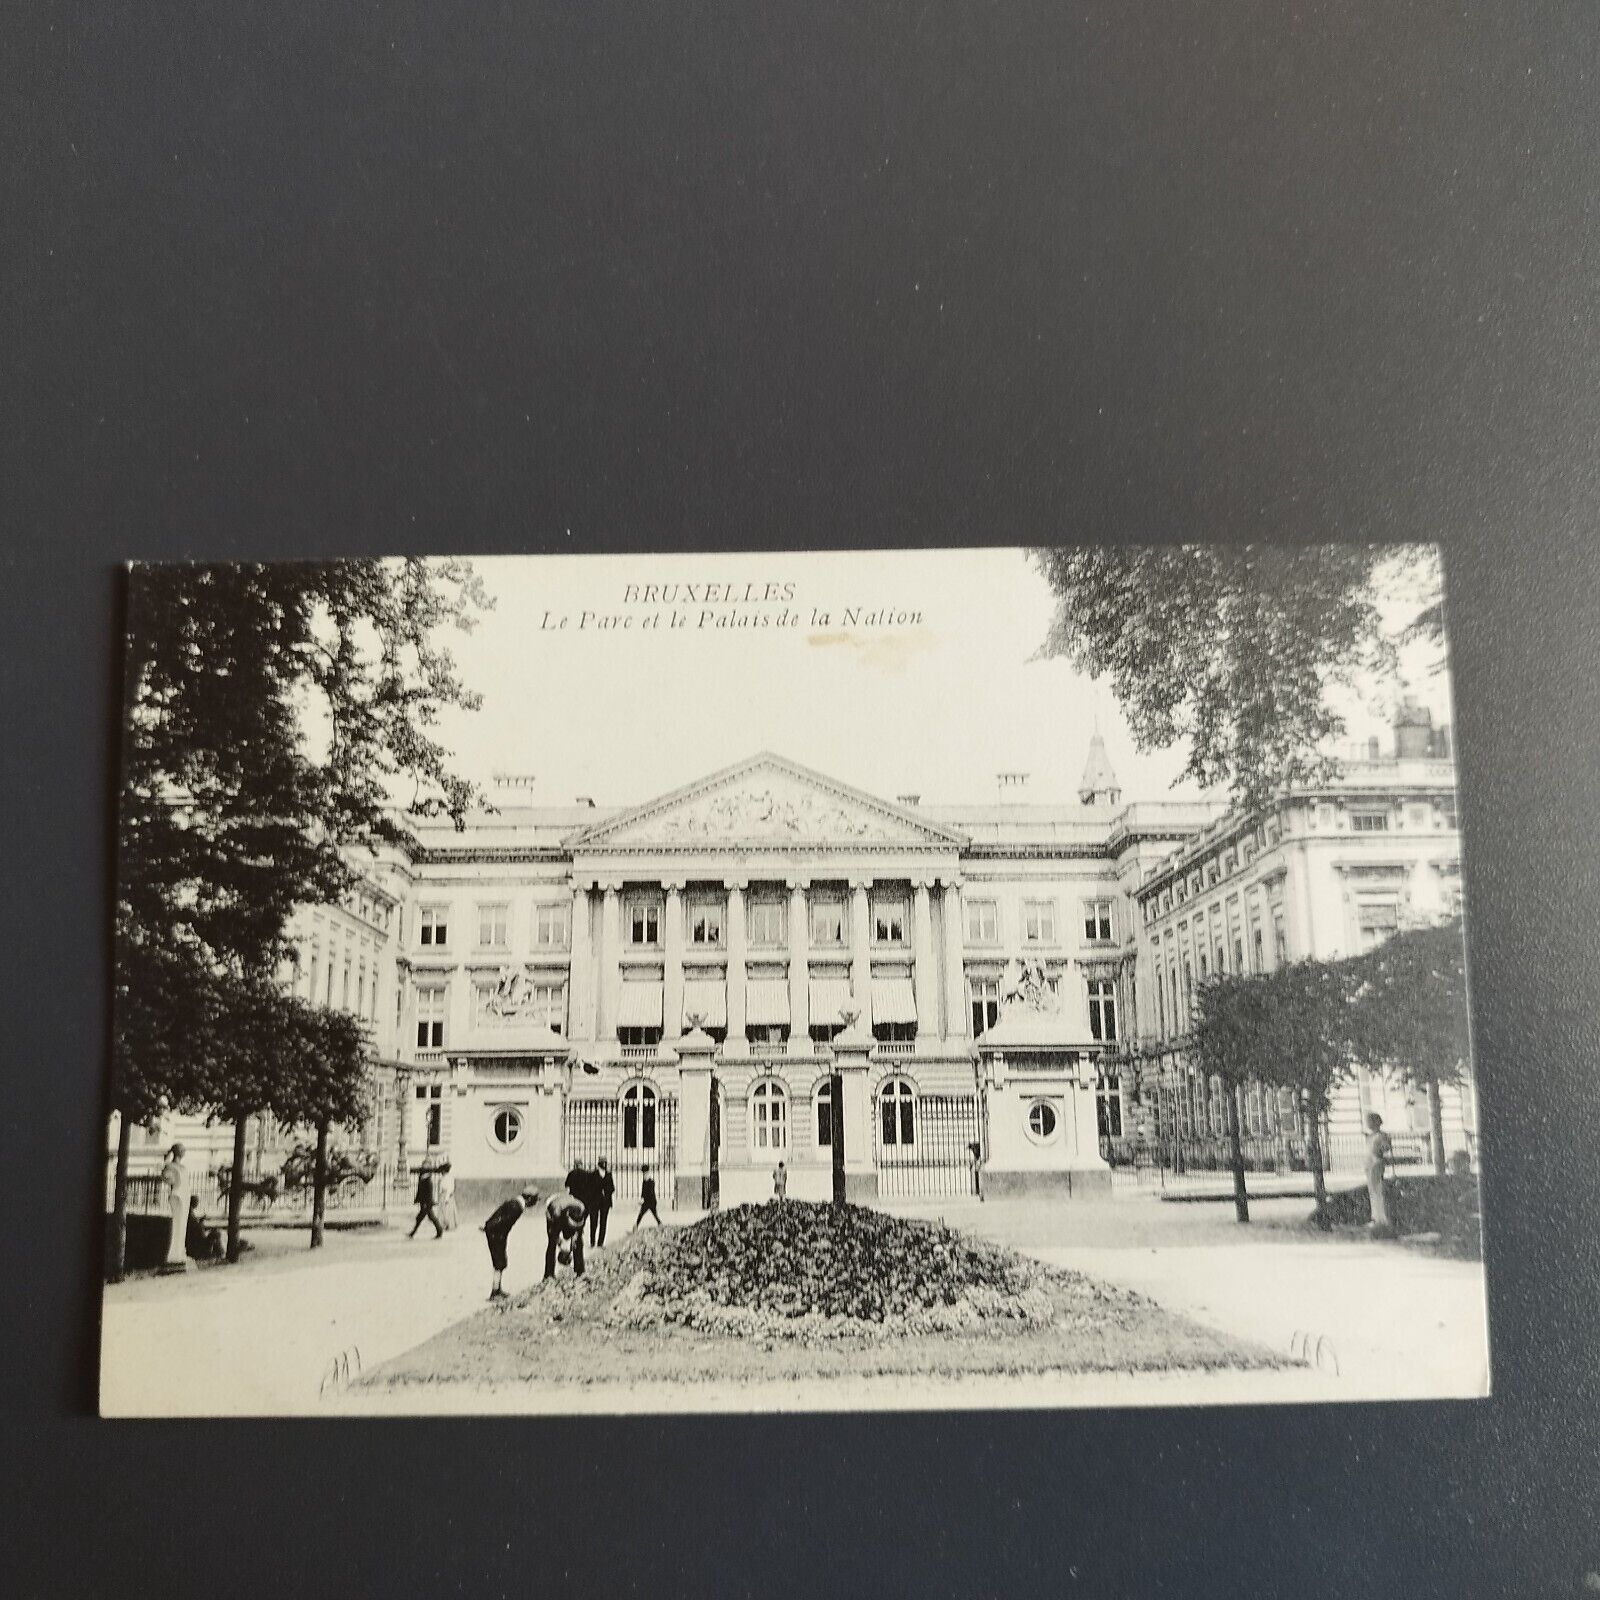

[635,1164,661,1229]
[481,1188,539,1300]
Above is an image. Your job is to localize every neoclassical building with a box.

[121,707,1474,1211]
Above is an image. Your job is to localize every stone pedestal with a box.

[673,1024,718,1209]
[830,1011,877,1201]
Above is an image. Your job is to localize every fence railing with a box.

[1102,1129,1445,1188]
[107,1160,402,1218]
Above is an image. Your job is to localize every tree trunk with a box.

[108,1112,133,1282]
[831,1071,846,1208]
[1428,1079,1447,1177]
[225,1113,248,1263]
[706,1074,721,1211]
[1226,1082,1250,1224]
[1305,1095,1330,1230]
[310,1119,329,1249]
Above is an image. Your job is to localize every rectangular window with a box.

[1253,927,1265,972]
[1087,979,1118,1042]
[809,898,846,947]
[1356,902,1400,952]
[1096,1075,1123,1140]
[747,898,786,946]
[477,902,509,949]
[1022,900,1056,943]
[533,980,565,1035]
[534,901,571,949]
[966,899,999,943]
[1351,811,1390,833]
[688,899,724,946]
[419,906,448,948]
[628,898,661,946]
[1273,907,1288,965]
[970,976,1000,1037]
[873,898,907,945]
[1083,899,1114,942]
[415,987,446,1050]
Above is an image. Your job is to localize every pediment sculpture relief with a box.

[619,777,911,844]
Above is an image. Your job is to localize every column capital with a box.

[724,876,749,893]
[661,878,687,894]
[571,877,597,896]
[849,876,873,894]
[911,876,936,893]
[937,874,964,891]
[786,876,811,893]
[597,878,624,896]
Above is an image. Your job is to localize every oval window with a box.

[1026,1100,1059,1143]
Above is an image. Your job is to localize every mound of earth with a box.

[606,1200,1054,1339]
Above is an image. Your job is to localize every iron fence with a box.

[1103,1128,1443,1190]
[563,1095,678,1202]
[873,1093,981,1199]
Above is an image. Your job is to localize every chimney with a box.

[1394,698,1433,760]
[996,772,1031,798]
[897,793,921,808]
[575,795,596,808]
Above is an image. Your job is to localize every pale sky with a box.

[424,548,1452,810]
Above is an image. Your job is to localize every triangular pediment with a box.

[567,754,966,850]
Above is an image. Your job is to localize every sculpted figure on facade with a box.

[1000,956,1060,1013]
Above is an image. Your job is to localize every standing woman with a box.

[1365,1112,1395,1238]
[159,1143,189,1273]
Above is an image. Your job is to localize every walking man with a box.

[589,1157,616,1247]
[772,1160,788,1201]
[482,1188,539,1299]
[409,1161,443,1239]
[634,1163,662,1229]
[544,1188,588,1280]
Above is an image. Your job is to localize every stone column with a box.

[568,882,594,1041]
[788,878,811,1046]
[911,879,935,1041]
[849,879,873,1032]
[599,882,622,1041]
[724,879,747,1056]
[941,879,968,1042]
[663,880,686,1041]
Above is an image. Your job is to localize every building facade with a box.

[119,709,1474,1210]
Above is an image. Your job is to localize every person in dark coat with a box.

[589,1157,616,1247]
[409,1162,443,1239]
[185,1195,222,1262]
[565,1160,600,1215]
[634,1164,662,1230]
[544,1189,588,1280]
[482,1188,540,1299]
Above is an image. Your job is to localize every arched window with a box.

[880,1077,916,1147]
[814,1079,833,1149]
[621,1082,657,1151]
[750,1080,788,1153]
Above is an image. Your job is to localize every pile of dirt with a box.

[605,1201,1055,1340]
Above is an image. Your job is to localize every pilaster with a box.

[663,880,685,1041]
[725,878,748,1055]
[941,878,968,1043]
[599,881,622,1041]
[911,879,936,1039]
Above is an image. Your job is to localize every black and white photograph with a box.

[102,545,1486,1415]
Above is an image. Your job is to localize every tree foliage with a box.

[1345,917,1470,1096]
[109,558,487,1265]
[1028,545,1441,811]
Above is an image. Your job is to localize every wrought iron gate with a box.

[563,1095,678,1202]
[873,1093,981,1199]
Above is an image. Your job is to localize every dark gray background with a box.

[6,2,1600,1595]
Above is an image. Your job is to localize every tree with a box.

[269,1003,373,1249]
[111,559,489,1271]
[1028,545,1441,812]
[1346,918,1471,1176]
[1190,972,1283,1223]
[1252,959,1364,1229]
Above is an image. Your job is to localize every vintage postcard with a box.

[102,545,1486,1415]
